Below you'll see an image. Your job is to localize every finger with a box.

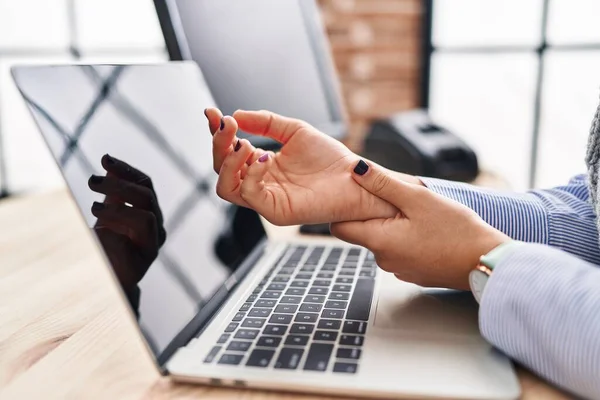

[205,107,224,135]
[233,109,306,144]
[101,154,154,190]
[350,159,421,212]
[213,115,239,173]
[239,152,274,208]
[215,139,254,207]
[91,202,158,249]
[88,175,156,211]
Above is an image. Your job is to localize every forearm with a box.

[417,175,600,264]
[481,243,600,399]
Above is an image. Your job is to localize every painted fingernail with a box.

[220,117,225,130]
[353,160,369,175]
[204,108,208,118]
[258,153,269,163]
[234,140,241,152]
[92,201,105,212]
[104,154,115,164]
[89,175,104,185]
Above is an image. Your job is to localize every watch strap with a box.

[480,241,522,271]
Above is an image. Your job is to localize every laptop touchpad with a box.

[372,272,481,338]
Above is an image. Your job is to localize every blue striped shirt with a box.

[421,175,600,399]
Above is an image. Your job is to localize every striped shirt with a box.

[421,175,600,399]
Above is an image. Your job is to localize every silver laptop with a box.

[11,63,520,399]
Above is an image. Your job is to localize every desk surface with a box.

[0,190,572,400]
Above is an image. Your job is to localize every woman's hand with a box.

[206,108,411,225]
[330,160,510,290]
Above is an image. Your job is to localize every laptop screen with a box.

[11,63,263,363]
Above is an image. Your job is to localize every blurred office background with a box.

[1,0,599,194]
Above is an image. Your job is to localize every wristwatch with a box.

[469,241,521,303]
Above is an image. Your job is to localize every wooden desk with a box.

[0,190,572,400]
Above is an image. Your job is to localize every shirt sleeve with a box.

[420,175,600,265]
[480,243,600,399]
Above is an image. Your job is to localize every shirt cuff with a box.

[420,177,549,244]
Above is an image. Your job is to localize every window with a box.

[0,0,166,194]
[426,0,600,190]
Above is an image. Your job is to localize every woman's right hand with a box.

[205,108,404,225]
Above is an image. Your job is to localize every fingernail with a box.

[89,175,104,185]
[104,154,115,164]
[353,160,369,175]
[204,108,208,117]
[234,140,241,152]
[258,153,269,163]
[92,201,105,212]
[220,118,225,130]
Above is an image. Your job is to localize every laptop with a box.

[11,63,520,399]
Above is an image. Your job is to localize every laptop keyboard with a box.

[203,245,376,374]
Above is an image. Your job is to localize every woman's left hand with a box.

[330,160,510,290]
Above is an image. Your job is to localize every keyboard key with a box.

[312,280,331,287]
[322,309,344,319]
[333,362,358,374]
[314,330,338,341]
[275,347,304,369]
[338,270,355,276]
[316,272,334,279]
[246,295,258,302]
[296,273,313,280]
[256,336,282,347]
[241,318,266,328]
[300,303,323,313]
[337,347,361,360]
[343,321,367,334]
[261,291,282,299]
[295,313,318,323]
[285,335,309,346]
[290,281,309,288]
[249,308,271,318]
[284,261,300,268]
[280,296,302,304]
[217,334,230,344]
[225,322,239,332]
[255,299,277,308]
[339,335,364,346]
[267,283,287,291]
[329,292,350,300]
[239,303,251,311]
[246,349,275,367]
[347,278,375,321]
[290,323,315,334]
[272,276,290,283]
[286,288,306,296]
[325,300,348,309]
[305,294,326,304]
[227,341,252,352]
[318,319,341,330]
[303,343,333,371]
[204,346,221,363]
[274,304,298,314]
[235,329,259,340]
[232,312,245,322]
[253,287,262,294]
[263,324,287,335]
[218,353,243,365]
[359,270,376,278]
[308,287,328,295]
[320,265,336,271]
[336,277,354,284]
[279,267,296,275]
[332,284,352,292]
[269,314,293,324]
[300,265,316,272]
[348,248,361,256]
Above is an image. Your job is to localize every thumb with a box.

[351,159,419,211]
[233,109,305,144]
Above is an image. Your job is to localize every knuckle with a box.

[371,173,391,196]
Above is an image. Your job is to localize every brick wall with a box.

[317,0,423,150]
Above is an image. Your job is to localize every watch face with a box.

[469,269,489,303]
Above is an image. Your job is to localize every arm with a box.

[481,243,600,399]
[417,174,600,265]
